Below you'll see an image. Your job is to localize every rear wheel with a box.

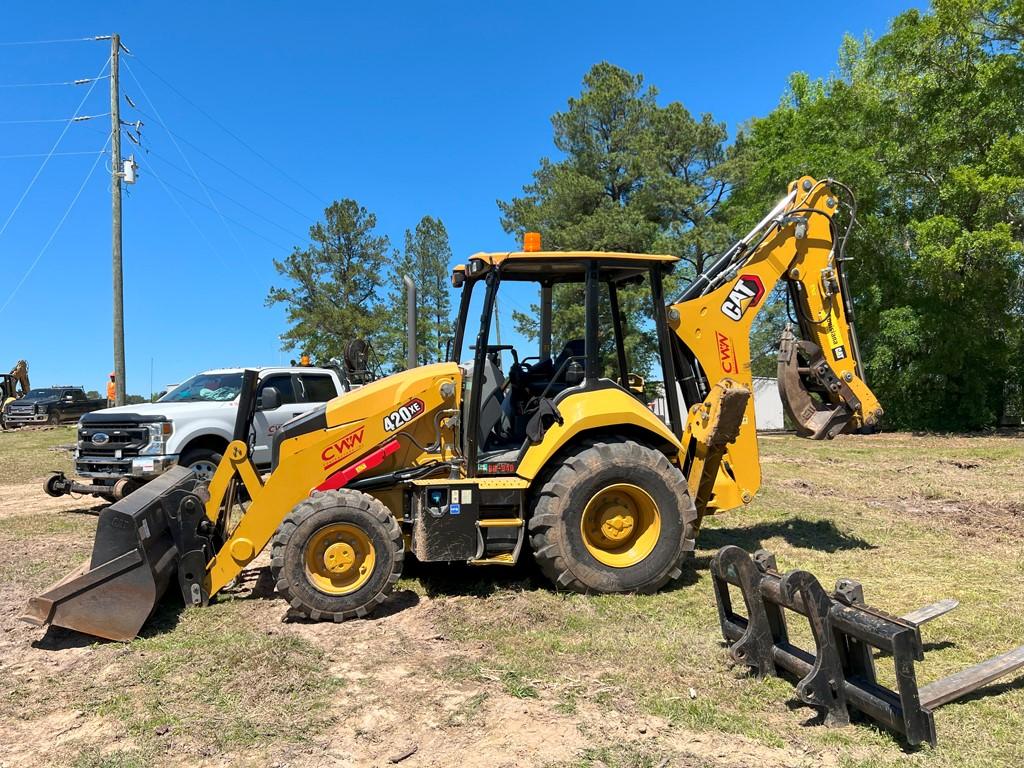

[270,489,403,621]
[529,440,696,594]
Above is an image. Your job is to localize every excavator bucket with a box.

[21,465,206,641]
[777,325,860,440]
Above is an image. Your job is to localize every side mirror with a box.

[258,386,280,411]
[565,361,585,386]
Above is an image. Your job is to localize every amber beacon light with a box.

[523,232,542,252]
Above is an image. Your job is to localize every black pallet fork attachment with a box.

[710,545,1024,746]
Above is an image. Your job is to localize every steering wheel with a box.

[481,344,519,367]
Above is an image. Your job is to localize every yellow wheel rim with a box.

[304,522,376,595]
[580,483,661,568]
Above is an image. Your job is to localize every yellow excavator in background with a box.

[1,360,31,429]
[23,177,882,640]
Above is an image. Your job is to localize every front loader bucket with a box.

[21,465,203,641]
[777,325,859,440]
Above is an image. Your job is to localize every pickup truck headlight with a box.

[139,421,173,455]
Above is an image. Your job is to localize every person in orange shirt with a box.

[106,372,116,408]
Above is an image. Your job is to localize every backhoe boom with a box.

[672,176,882,516]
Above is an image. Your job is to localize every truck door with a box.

[251,374,304,466]
[69,389,89,419]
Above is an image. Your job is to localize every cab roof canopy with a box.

[468,249,678,283]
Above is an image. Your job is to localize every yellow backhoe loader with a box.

[23,177,882,640]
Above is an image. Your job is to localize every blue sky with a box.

[0,1,921,395]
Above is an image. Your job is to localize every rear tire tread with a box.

[528,439,697,595]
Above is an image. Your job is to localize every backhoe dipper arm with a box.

[669,176,883,517]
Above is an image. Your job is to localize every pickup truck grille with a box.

[77,423,149,456]
[7,404,36,416]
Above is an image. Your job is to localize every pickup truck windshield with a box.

[22,389,62,400]
[159,373,243,403]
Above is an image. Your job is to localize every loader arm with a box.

[671,176,882,517]
[23,363,461,640]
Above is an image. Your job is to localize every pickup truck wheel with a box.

[46,411,60,426]
[179,448,223,482]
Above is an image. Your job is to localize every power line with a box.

[0,135,110,314]
[0,113,109,124]
[0,56,110,241]
[142,145,308,241]
[122,59,248,258]
[133,152,292,251]
[130,54,328,206]
[0,36,97,47]
[0,149,107,160]
[126,108,317,224]
[0,76,109,88]
[132,151,228,267]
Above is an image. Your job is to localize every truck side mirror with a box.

[258,387,280,411]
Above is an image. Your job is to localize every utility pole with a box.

[110,34,126,406]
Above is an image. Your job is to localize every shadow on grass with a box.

[699,517,876,557]
[58,503,108,517]
[404,555,543,600]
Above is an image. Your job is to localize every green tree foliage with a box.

[266,200,393,364]
[387,216,454,368]
[724,1,1024,429]
[499,63,730,377]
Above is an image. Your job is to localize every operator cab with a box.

[450,237,682,476]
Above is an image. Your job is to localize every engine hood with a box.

[81,400,235,423]
[325,362,461,429]
[274,362,461,471]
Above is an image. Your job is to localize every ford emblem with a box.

[92,432,110,446]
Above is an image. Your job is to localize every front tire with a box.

[529,440,696,594]
[270,489,404,621]
[179,448,223,482]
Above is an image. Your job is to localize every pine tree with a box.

[266,199,393,363]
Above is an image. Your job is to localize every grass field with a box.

[0,427,1021,768]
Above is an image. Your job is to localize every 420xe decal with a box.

[383,398,425,432]
[721,274,765,321]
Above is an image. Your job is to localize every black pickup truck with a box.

[2,386,106,427]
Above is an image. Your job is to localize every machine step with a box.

[469,552,516,566]
[477,518,523,528]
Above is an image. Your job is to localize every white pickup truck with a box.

[62,366,345,500]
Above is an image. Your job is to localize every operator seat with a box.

[477,356,507,448]
[523,338,585,395]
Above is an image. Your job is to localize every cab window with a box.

[259,374,296,405]
[298,374,338,403]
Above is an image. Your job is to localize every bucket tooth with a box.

[20,465,203,642]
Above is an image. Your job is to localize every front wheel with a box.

[529,440,696,594]
[270,489,404,621]
[179,448,223,482]
[46,411,60,426]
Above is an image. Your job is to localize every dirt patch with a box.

[2,550,837,768]
[866,496,1024,538]
[0,481,106,521]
